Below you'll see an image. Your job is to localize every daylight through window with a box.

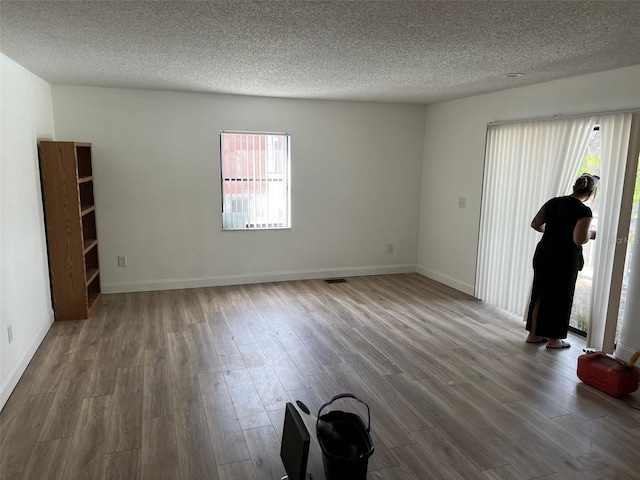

[220,131,291,230]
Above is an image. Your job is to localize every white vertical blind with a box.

[476,117,596,315]
[220,131,291,230]
[587,113,635,352]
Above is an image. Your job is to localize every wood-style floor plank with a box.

[173,385,218,480]
[141,291,167,351]
[188,323,221,375]
[207,318,247,372]
[199,371,251,466]
[26,335,76,395]
[410,428,487,480]
[142,348,173,419]
[390,442,450,479]
[452,382,598,480]
[369,465,413,479]
[104,365,144,453]
[163,289,188,333]
[60,395,113,480]
[70,312,105,362]
[38,358,93,441]
[482,465,528,480]
[103,448,141,480]
[21,437,71,480]
[167,330,198,388]
[220,305,258,346]
[261,341,310,392]
[552,413,640,479]
[3,273,640,480]
[0,393,55,480]
[216,460,257,480]
[247,363,289,412]
[243,425,286,479]
[223,369,271,430]
[141,416,179,480]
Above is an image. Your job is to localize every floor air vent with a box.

[325,278,347,284]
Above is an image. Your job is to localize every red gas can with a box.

[577,351,639,398]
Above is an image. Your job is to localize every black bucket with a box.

[316,394,374,480]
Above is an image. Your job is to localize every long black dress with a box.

[526,196,592,339]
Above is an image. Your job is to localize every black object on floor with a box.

[280,403,311,480]
[325,278,347,284]
[316,394,374,480]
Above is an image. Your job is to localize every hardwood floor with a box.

[2,273,640,480]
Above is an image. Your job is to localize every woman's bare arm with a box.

[531,205,546,232]
[573,216,593,245]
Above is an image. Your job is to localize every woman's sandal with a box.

[546,341,571,349]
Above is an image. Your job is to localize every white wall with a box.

[418,64,640,295]
[0,54,56,408]
[51,87,425,292]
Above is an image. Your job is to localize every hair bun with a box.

[574,173,599,194]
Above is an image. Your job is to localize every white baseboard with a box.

[0,310,54,410]
[102,264,417,294]
[415,265,475,296]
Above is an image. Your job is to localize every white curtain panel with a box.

[477,116,596,316]
[587,113,634,351]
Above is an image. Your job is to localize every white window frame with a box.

[220,130,291,230]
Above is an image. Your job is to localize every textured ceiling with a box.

[2,1,640,105]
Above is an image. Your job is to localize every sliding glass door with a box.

[567,116,639,348]
[478,112,639,353]
[570,127,601,335]
[574,151,640,342]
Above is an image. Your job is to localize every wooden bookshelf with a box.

[39,141,101,320]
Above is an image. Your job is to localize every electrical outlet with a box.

[7,324,13,344]
[387,243,394,253]
[459,197,466,208]
[118,256,127,267]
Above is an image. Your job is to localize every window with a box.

[220,131,291,230]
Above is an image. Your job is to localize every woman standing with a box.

[525,174,599,349]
